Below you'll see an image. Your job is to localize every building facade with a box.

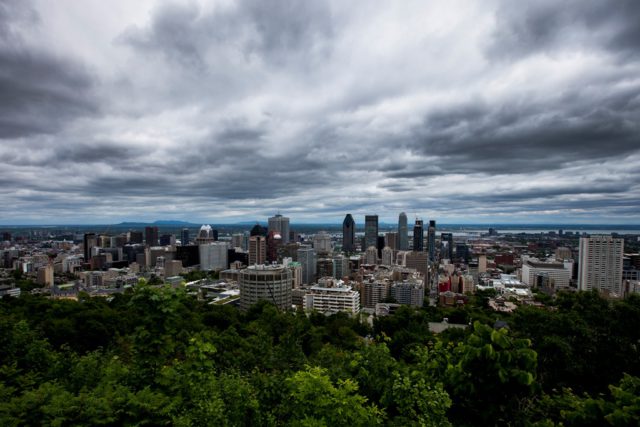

[578,236,624,296]
[304,279,360,314]
[199,241,229,271]
[364,215,379,250]
[342,214,356,252]
[398,212,408,250]
[427,220,436,261]
[297,246,317,285]
[268,214,290,244]
[413,220,424,252]
[239,264,292,311]
[521,259,573,290]
[249,235,267,265]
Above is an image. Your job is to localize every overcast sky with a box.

[1,0,639,225]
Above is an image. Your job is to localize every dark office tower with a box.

[267,230,283,263]
[456,244,469,262]
[2,232,11,242]
[441,232,453,260]
[181,228,189,246]
[398,212,408,250]
[123,244,145,263]
[83,233,97,261]
[176,245,200,267]
[159,234,174,246]
[377,235,385,258]
[145,226,158,246]
[250,223,267,237]
[342,214,356,252]
[129,231,143,244]
[413,219,424,252]
[364,215,378,250]
[428,220,436,261]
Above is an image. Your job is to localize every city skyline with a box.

[1,1,639,225]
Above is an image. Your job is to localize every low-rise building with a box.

[304,277,360,314]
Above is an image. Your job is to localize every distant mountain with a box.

[152,220,195,226]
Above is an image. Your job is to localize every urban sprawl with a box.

[1,214,639,321]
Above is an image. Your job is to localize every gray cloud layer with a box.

[0,0,639,224]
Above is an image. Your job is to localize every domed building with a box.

[194,225,217,244]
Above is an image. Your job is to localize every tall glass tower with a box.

[398,212,408,250]
[428,220,436,261]
[413,219,424,252]
[342,214,356,253]
[364,215,378,250]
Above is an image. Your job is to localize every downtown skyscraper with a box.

[342,214,356,252]
[398,212,408,250]
[428,220,436,261]
[364,215,379,249]
[413,219,424,252]
[268,214,290,244]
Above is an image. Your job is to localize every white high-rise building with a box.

[578,235,624,296]
[312,231,332,253]
[365,246,378,265]
[268,214,290,244]
[199,241,229,271]
[381,246,394,266]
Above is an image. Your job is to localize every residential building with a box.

[381,246,394,266]
[37,264,54,287]
[249,236,267,265]
[365,246,378,265]
[578,235,624,296]
[304,278,360,314]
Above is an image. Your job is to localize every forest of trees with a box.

[0,287,639,426]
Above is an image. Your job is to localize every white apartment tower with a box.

[578,235,624,296]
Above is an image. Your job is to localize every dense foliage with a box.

[0,287,639,426]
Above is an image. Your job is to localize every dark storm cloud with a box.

[54,142,146,164]
[488,0,640,59]
[400,82,640,175]
[0,1,98,139]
